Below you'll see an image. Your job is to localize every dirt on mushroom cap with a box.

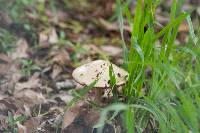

[72,60,128,88]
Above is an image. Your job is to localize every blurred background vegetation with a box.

[0,0,200,133]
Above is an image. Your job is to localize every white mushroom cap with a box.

[72,60,128,88]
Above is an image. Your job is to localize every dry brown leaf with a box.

[77,44,103,63]
[49,28,58,44]
[23,117,40,133]
[39,27,58,47]
[62,110,78,129]
[14,73,45,106]
[0,53,11,63]
[51,64,62,79]
[99,18,131,32]
[178,21,189,32]
[0,12,12,25]
[15,89,45,106]
[0,98,25,117]
[10,38,29,59]
[0,91,7,100]
[83,109,99,127]
[82,44,101,55]
[156,14,169,24]
[39,31,49,47]
[0,53,11,74]
[0,55,21,94]
[100,45,122,57]
[55,79,76,90]
[53,91,74,104]
[52,49,71,65]
[17,122,26,133]
[14,73,41,93]
[61,101,83,129]
[99,18,118,31]
[62,105,100,133]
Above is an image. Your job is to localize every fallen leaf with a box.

[23,117,40,133]
[0,54,11,83]
[39,31,49,48]
[0,91,7,100]
[99,18,131,32]
[0,12,12,25]
[83,109,99,127]
[15,89,45,106]
[100,45,122,57]
[0,97,26,117]
[14,73,41,93]
[52,49,70,65]
[14,73,45,106]
[178,21,189,32]
[53,91,74,104]
[49,28,58,44]
[0,55,21,94]
[61,101,83,129]
[55,79,76,90]
[156,14,169,25]
[83,44,101,55]
[0,53,11,64]
[62,105,100,133]
[37,108,62,132]
[17,122,26,133]
[51,64,62,79]
[39,27,58,47]
[10,38,29,59]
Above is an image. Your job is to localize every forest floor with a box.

[0,0,199,133]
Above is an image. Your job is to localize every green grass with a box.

[3,111,27,133]
[2,0,199,132]
[21,59,41,77]
[94,0,200,132]
[0,0,35,22]
[0,28,16,53]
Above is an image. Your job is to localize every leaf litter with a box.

[0,0,199,132]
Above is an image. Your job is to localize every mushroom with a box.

[72,60,128,102]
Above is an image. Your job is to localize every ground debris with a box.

[55,79,76,90]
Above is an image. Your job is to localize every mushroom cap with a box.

[72,60,128,88]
